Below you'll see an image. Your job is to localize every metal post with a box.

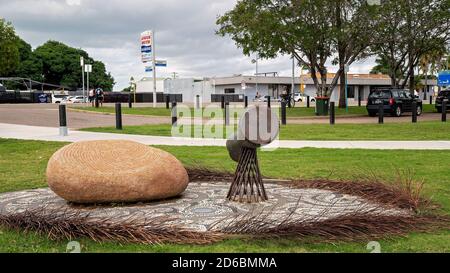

[221,95,225,109]
[430,95,433,105]
[378,103,384,124]
[358,88,362,107]
[291,54,295,109]
[266,96,271,108]
[95,94,99,108]
[115,103,122,130]
[171,101,177,126]
[443,100,447,122]
[307,96,310,108]
[225,102,230,126]
[412,101,417,123]
[128,93,132,108]
[281,101,287,125]
[59,104,68,136]
[165,95,170,109]
[244,96,248,108]
[81,57,85,105]
[330,101,335,125]
[152,30,157,108]
[196,95,200,110]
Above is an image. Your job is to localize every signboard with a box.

[155,60,167,67]
[85,64,92,73]
[438,71,450,86]
[145,66,153,72]
[140,31,153,63]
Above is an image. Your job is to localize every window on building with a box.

[224,88,235,94]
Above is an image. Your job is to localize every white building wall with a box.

[135,78,165,93]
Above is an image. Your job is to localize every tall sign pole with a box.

[80,57,85,103]
[152,30,157,108]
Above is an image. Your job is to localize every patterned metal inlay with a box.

[0,182,407,231]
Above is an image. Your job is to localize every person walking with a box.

[96,88,104,107]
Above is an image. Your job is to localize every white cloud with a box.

[0,0,375,90]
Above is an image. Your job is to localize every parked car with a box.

[366,89,422,117]
[435,90,450,113]
[52,94,69,104]
[293,93,316,103]
[0,84,6,92]
[68,96,87,103]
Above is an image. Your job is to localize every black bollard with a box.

[244,96,248,108]
[115,103,123,130]
[307,96,310,108]
[378,103,384,124]
[128,94,132,108]
[266,96,271,108]
[430,95,433,105]
[412,102,417,123]
[171,101,177,126]
[443,100,447,122]
[281,101,287,125]
[59,104,68,136]
[224,102,230,126]
[221,96,225,109]
[196,95,200,109]
[95,97,99,108]
[165,95,170,109]
[330,101,335,125]
[358,90,362,107]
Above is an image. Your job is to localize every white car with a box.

[68,96,87,103]
[294,93,315,103]
[52,94,69,104]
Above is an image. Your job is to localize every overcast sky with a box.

[1,0,376,90]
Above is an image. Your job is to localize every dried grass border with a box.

[0,167,448,245]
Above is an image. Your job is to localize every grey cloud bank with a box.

[0,0,375,90]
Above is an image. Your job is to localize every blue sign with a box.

[141,45,152,53]
[438,71,450,86]
[38,94,48,103]
[145,67,153,72]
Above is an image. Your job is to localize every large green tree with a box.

[217,0,378,99]
[371,0,450,93]
[0,19,20,76]
[33,41,115,91]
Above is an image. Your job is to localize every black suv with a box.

[435,90,450,113]
[367,89,422,117]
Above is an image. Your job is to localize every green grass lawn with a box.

[0,138,449,253]
[81,121,450,141]
[70,104,437,118]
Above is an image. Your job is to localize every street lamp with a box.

[251,56,259,96]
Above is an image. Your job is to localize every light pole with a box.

[80,56,85,103]
[344,65,349,113]
[252,56,259,97]
[152,30,157,108]
[291,54,295,107]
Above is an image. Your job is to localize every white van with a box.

[52,94,69,104]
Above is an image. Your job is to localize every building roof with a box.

[213,74,437,86]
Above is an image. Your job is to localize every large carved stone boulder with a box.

[46,140,189,203]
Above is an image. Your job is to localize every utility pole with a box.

[80,56,85,104]
[291,54,295,107]
[152,30,157,108]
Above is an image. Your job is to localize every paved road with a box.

[0,104,169,129]
[1,123,450,150]
[0,104,444,129]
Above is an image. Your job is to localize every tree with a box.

[217,0,378,100]
[33,41,115,90]
[371,0,450,93]
[0,19,20,76]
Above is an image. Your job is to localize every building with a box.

[135,77,166,93]
[157,74,439,103]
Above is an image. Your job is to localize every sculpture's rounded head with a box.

[237,105,279,146]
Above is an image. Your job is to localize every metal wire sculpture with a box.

[226,105,279,203]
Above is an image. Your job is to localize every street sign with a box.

[80,56,84,67]
[438,71,450,86]
[155,60,167,67]
[145,66,153,72]
[85,64,92,73]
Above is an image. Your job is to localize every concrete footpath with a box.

[1,123,450,150]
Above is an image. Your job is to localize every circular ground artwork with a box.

[0,182,408,232]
